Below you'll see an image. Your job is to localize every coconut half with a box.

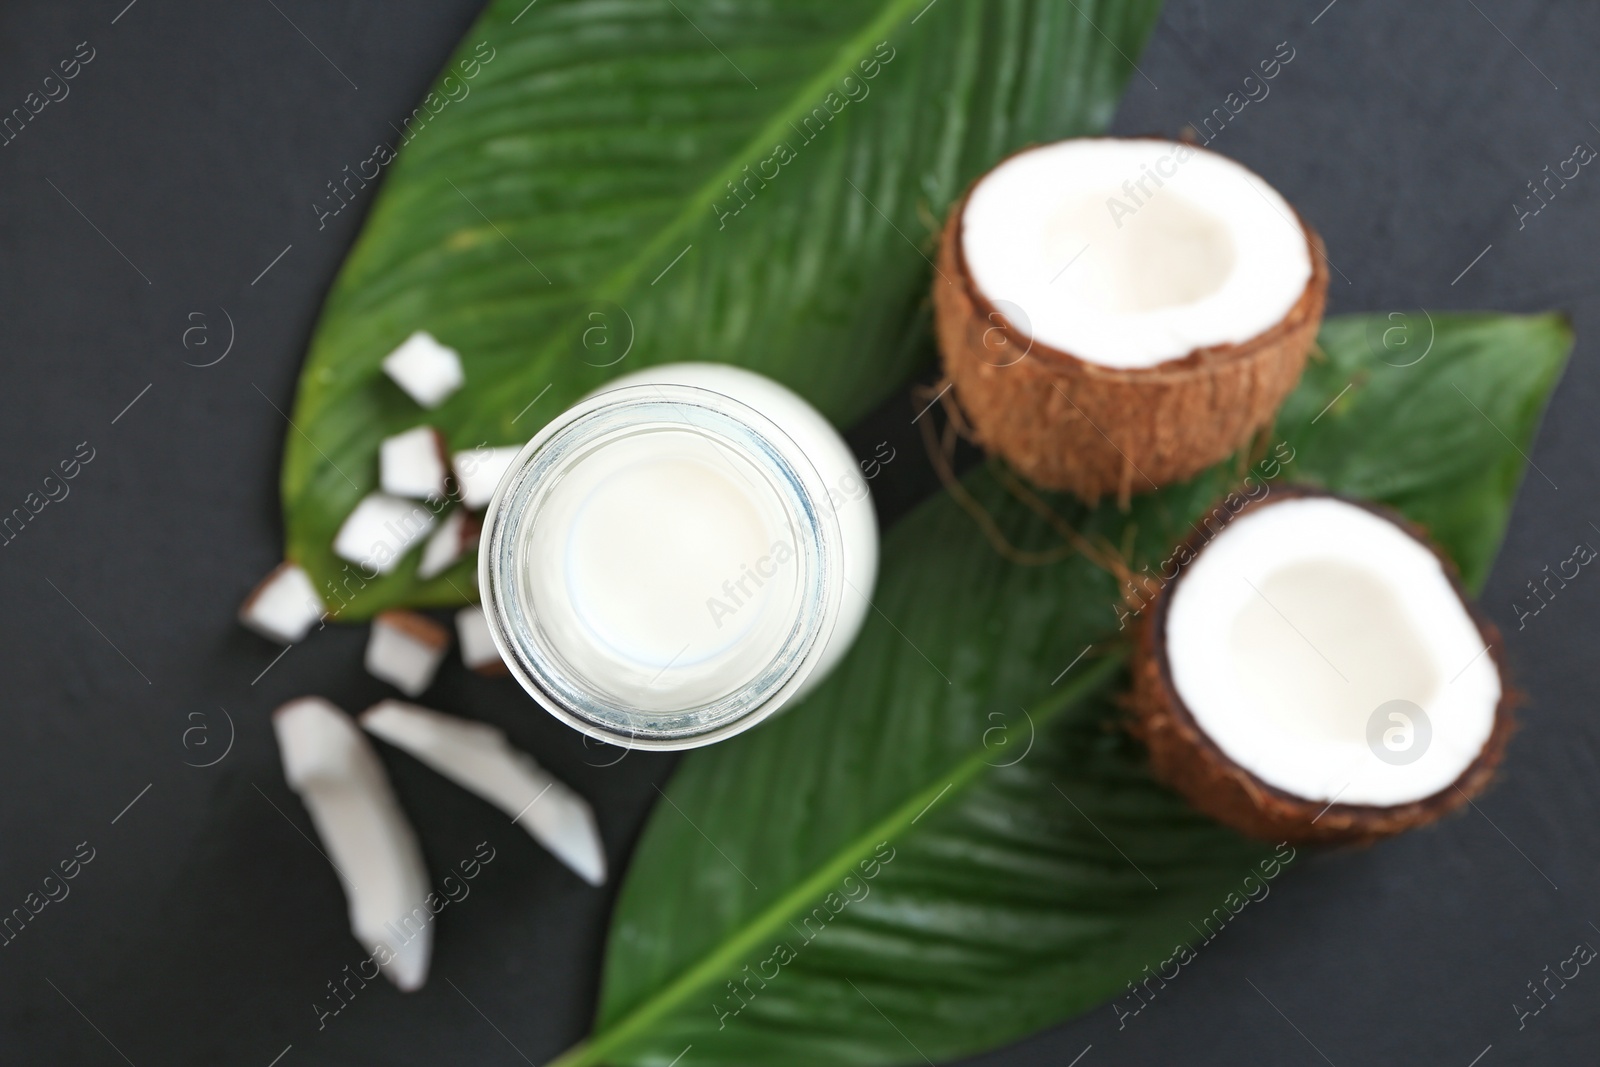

[1130,489,1510,843]
[934,137,1328,502]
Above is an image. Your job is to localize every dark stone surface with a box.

[0,1,1593,1063]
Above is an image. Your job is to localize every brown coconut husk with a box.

[1126,486,1515,845]
[933,140,1330,505]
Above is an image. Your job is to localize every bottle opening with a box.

[481,385,842,749]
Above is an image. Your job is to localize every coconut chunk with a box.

[361,700,606,885]
[382,331,463,409]
[380,426,450,501]
[272,697,433,990]
[456,604,508,676]
[365,611,451,697]
[453,446,521,510]
[333,493,438,575]
[418,509,481,580]
[239,562,325,643]
[1130,488,1509,844]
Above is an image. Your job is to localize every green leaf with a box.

[280,0,1163,617]
[565,312,1570,1067]
[1280,311,1572,593]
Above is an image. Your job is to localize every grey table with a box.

[0,1,1593,1064]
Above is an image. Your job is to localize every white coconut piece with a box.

[456,604,507,676]
[453,446,521,510]
[418,509,481,580]
[365,611,452,697]
[272,697,433,991]
[333,493,438,575]
[361,700,606,885]
[960,138,1314,369]
[1163,496,1501,808]
[380,426,450,501]
[382,331,464,409]
[239,562,325,643]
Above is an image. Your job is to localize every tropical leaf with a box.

[280,0,1164,616]
[1283,311,1571,592]
[561,312,1571,1067]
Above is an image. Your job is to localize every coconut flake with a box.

[333,493,438,575]
[272,697,433,991]
[453,446,521,510]
[239,562,325,643]
[380,426,450,501]
[361,700,606,885]
[382,331,464,409]
[455,605,508,676]
[365,611,452,697]
[418,509,481,580]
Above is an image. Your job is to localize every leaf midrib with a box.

[548,654,1125,1067]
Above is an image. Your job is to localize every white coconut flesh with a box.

[1164,497,1500,807]
[273,697,433,991]
[960,139,1313,369]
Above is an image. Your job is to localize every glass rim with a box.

[478,381,844,752]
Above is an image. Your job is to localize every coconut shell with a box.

[1126,486,1515,845]
[933,142,1330,504]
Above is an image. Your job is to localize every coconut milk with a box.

[479,364,876,750]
